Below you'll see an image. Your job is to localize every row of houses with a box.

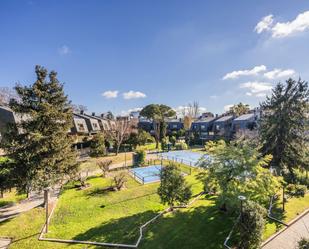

[0,106,127,140]
[138,110,260,141]
[0,104,260,144]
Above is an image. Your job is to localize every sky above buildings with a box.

[1,0,309,115]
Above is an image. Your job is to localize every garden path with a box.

[262,210,309,249]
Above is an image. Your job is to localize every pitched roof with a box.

[214,115,234,122]
[193,117,216,123]
[233,113,254,121]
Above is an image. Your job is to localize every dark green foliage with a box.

[126,129,154,149]
[286,184,307,198]
[259,78,309,182]
[169,136,176,146]
[298,238,309,249]
[157,163,192,209]
[0,157,13,197]
[161,137,169,151]
[134,150,146,166]
[140,104,176,149]
[235,200,266,249]
[175,141,188,150]
[90,133,106,157]
[2,65,78,193]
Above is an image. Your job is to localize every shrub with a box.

[113,172,127,191]
[157,163,192,210]
[235,200,266,249]
[175,141,188,150]
[286,184,307,198]
[97,160,112,178]
[90,133,106,157]
[161,137,169,151]
[298,238,309,249]
[134,150,146,166]
[169,136,176,146]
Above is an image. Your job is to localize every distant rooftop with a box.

[233,113,254,121]
[214,115,233,122]
[193,117,216,123]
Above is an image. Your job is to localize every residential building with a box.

[213,115,234,139]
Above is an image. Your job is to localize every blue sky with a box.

[1,1,309,115]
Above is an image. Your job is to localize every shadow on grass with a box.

[72,210,158,245]
[71,201,234,249]
[267,201,287,232]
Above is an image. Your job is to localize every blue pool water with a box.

[159,150,208,167]
[130,165,162,184]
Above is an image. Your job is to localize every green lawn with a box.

[263,193,309,240]
[1,166,308,249]
[0,190,26,208]
[136,143,160,151]
[80,152,133,172]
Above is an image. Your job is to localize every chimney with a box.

[80,110,84,115]
[216,114,218,118]
[92,112,95,116]
[101,113,105,118]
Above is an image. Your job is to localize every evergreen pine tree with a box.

[3,65,78,194]
[259,78,309,182]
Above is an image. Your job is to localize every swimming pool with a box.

[159,150,208,167]
[129,165,162,184]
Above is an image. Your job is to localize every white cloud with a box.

[123,90,146,100]
[240,81,273,97]
[256,11,309,38]
[255,15,274,34]
[223,104,233,112]
[223,65,267,80]
[264,68,296,79]
[174,105,207,117]
[120,107,142,115]
[58,45,71,55]
[102,90,118,99]
[210,95,218,99]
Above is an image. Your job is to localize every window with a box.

[200,125,206,129]
[93,123,98,129]
[172,124,178,128]
[78,123,85,131]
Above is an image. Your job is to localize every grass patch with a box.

[1,165,307,249]
[0,190,27,208]
[79,152,133,172]
[136,143,160,151]
[263,193,309,240]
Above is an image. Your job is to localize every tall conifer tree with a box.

[259,78,309,181]
[3,65,78,194]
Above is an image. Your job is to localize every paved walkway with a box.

[262,211,309,249]
[0,238,11,249]
[0,186,60,223]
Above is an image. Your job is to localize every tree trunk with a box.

[116,142,121,155]
[0,189,3,198]
[155,139,159,149]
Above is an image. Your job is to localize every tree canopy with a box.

[199,140,282,210]
[2,65,78,194]
[259,78,309,182]
[157,163,192,209]
[140,104,176,149]
[227,102,250,116]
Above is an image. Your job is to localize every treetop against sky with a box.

[0,1,309,115]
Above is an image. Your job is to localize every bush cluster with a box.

[286,184,307,198]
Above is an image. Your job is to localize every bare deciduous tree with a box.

[113,172,127,191]
[106,118,131,155]
[97,160,112,177]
